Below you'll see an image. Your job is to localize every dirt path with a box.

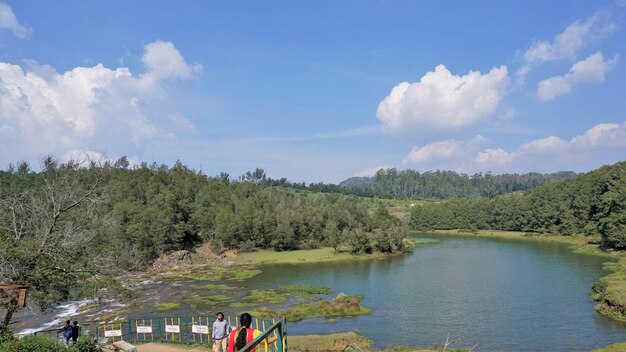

[135,342,211,352]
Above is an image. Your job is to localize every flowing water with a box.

[245,234,625,351]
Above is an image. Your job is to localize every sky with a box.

[0,0,625,183]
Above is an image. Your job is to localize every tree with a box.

[0,161,109,325]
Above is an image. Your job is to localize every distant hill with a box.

[339,177,373,188]
[334,169,578,199]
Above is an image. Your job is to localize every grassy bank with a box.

[234,243,429,265]
[593,342,626,352]
[424,229,626,323]
[288,332,472,352]
[234,247,387,265]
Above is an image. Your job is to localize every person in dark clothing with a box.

[71,321,80,343]
[63,320,72,345]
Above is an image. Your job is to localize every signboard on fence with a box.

[165,325,180,333]
[137,326,152,334]
[104,330,122,337]
[192,325,209,334]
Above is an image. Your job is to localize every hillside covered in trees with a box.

[338,169,578,199]
[0,159,407,266]
[409,162,626,250]
[263,169,577,199]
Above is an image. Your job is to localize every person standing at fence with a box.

[227,313,276,352]
[71,321,80,343]
[212,312,229,352]
[63,320,72,345]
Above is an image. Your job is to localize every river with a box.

[245,234,626,351]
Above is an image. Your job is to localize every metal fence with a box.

[33,314,286,351]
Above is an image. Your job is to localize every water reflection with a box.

[245,235,626,351]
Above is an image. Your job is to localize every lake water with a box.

[245,234,626,351]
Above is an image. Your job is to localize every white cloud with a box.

[0,41,199,164]
[519,135,567,153]
[474,149,513,166]
[473,122,626,169]
[62,150,140,168]
[355,165,393,177]
[514,65,530,87]
[524,12,616,63]
[404,135,486,164]
[376,64,509,137]
[0,2,31,38]
[537,52,617,100]
[167,113,196,131]
[141,41,202,81]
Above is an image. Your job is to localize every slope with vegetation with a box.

[0,157,407,326]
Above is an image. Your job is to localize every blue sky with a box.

[0,0,625,182]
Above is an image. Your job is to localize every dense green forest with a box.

[338,169,578,199]
[0,159,406,264]
[0,158,408,324]
[266,168,577,199]
[409,162,626,250]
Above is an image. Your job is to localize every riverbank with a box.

[289,332,471,351]
[424,229,626,323]
[234,241,430,265]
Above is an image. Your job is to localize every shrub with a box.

[14,334,65,352]
[0,325,14,345]
[68,337,99,352]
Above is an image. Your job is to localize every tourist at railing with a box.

[213,312,231,352]
[71,321,80,343]
[62,320,72,345]
[228,313,276,352]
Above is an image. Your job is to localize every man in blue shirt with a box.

[212,312,229,352]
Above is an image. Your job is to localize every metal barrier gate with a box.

[33,314,286,352]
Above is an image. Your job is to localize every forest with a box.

[409,162,626,250]
[267,168,577,199]
[0,157,407,323]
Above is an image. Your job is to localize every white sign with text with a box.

[137,326,152,334]
[165,325,180,333]
[104,330,122,337]
[192,325,209,334]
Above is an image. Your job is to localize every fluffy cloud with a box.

[537,52,617,100]
[141,41,203,81]
[0,41,201,165]
[474,122,626,169]
[524,12,616,63]
[474,148,513,166]
[404,135,486,164]
[0,2,31,38]
[376,65,509,137]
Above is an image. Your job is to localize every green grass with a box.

[592,256,626,322]
[229,289,286,307]
[235,247,402,265]
[288,332,373,351]
[154,303,181,312]
[278,284,331,295]
[280,293,371,322]
[592,342,626,352]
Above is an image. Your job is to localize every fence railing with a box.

[240,317,286,352]
[31,314,285,352]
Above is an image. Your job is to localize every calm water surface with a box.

[245,234,626,351]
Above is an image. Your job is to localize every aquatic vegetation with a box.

[278,284,331,295]
[154,303,181,312]
[280,293,371,322]
[230,290,286,307]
